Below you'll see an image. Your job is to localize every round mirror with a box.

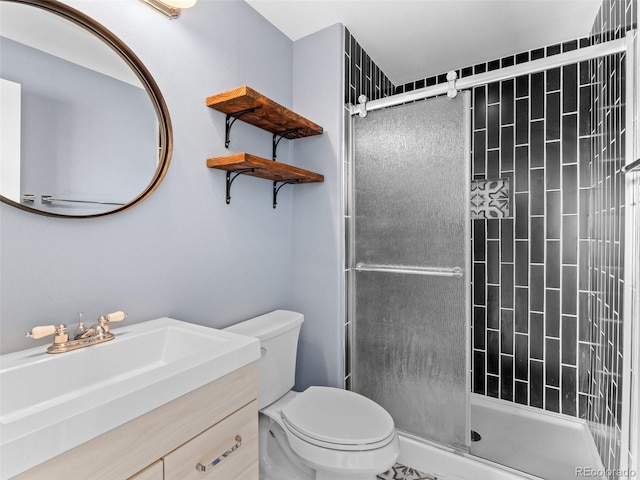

[0,0,172,217]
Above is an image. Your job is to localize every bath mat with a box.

[377,463,437,480]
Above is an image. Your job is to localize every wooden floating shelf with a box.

[207,153,324,183]
[206,86,323,140]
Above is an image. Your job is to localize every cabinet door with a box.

[129,460,163,480]
[164,400,258,480]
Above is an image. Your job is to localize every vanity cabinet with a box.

[14,362,258,480]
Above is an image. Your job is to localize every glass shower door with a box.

[351,93,471,451]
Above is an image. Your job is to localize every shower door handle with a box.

[354,263,464,278]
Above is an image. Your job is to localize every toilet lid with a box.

[281,386,395,447]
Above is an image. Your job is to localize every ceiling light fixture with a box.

[140,0,196,19]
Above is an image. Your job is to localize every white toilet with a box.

[224,310,399,480]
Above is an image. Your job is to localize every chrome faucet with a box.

[26,311,127,354]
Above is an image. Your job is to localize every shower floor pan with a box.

[469,394,604,480]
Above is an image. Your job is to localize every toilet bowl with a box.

[223,310,399,480]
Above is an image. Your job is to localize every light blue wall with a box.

[291,24,345,390]
[0,0,341,369]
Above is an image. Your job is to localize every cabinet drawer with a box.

[129,460,163,480]
[164,400,258,480]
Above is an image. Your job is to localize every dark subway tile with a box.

[530,265,545,312]
[546,67,560,91]
[562,266,578,315]
[546,239,561,289]
[562,366,577,416]
[487,330,500,375]
[474,86,487,130]
[516,52,530,65]
[515,334,529,380]
[530,218,545,263]
[474,219,486,261]
[488,82,500,104]
[546,142,561,188]
[474,63,487,75]
[488,59,500,71]
[515,98,529,144]
[515,287,529,333]
[579,240,589,289]
[501,310,514,354]
[474,131,486,174]
[488,150,500,179]
[515,194,529,239]
[562,316,578,365]
[501,126,515,171]
[562,39,578,52]
[530,360,544,407]
[546,43,562,56]
[473,350,486,394]
[515,241,529,286]
[579,138,591,187]
[546,387,560,413]
[545,338,560,387]
[563,215,578,264]
[545,289,561,337]
[501,56,515,68]
[579,60,591,85]
[488,105,500,149]
[531,121,545,168]
[501,219,514,262]
[487,240,500,284]
[474,262,486,306]
[487,219,500,239]
[578,343,591,392]
[462,66,473,78]
[531,48,545,60]
[501,355,514,401]
[563,64,578,113]
[487,375,499,398]
[531,72,545,119]
[546,191,561,239]
[563,165,578,213]
[530,169,545,216]
[474,306,487,350]
[501,80,515,125]
[487,285,500,329]
[579,86,592,136]
[546,92,561,141]
[515,147,528,192]
[501,264,514,308]
[530,313,544,359]
[562,114,578,164]
[515,381,529,405]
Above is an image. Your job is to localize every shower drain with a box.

[471,430,482,442]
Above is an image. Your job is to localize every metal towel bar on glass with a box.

[40,195,124,206]
[354,263,464,278]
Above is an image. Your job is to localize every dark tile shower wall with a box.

[465,50,593,417]
[588,0,636,473]
[346,31,597,417]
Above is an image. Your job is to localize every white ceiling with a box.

[245,0,603,85]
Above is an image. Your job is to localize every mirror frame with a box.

[0,0,173,218]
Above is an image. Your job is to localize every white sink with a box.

[0,317,260,479]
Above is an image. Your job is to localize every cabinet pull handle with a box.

[195,435,242,472]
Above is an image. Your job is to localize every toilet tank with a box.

[223,310,303,409]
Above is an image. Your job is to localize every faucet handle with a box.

[104,311,127,323]
[25,325,56,339]
[26,324,68,343]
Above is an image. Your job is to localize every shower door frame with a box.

[344,30,640,471]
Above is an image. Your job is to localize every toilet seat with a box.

[281,386,396,451]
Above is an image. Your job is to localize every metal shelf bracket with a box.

[272,180,301,209]
[225,168,256,204]
[225,107,261,148]
[272,128,301,160]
